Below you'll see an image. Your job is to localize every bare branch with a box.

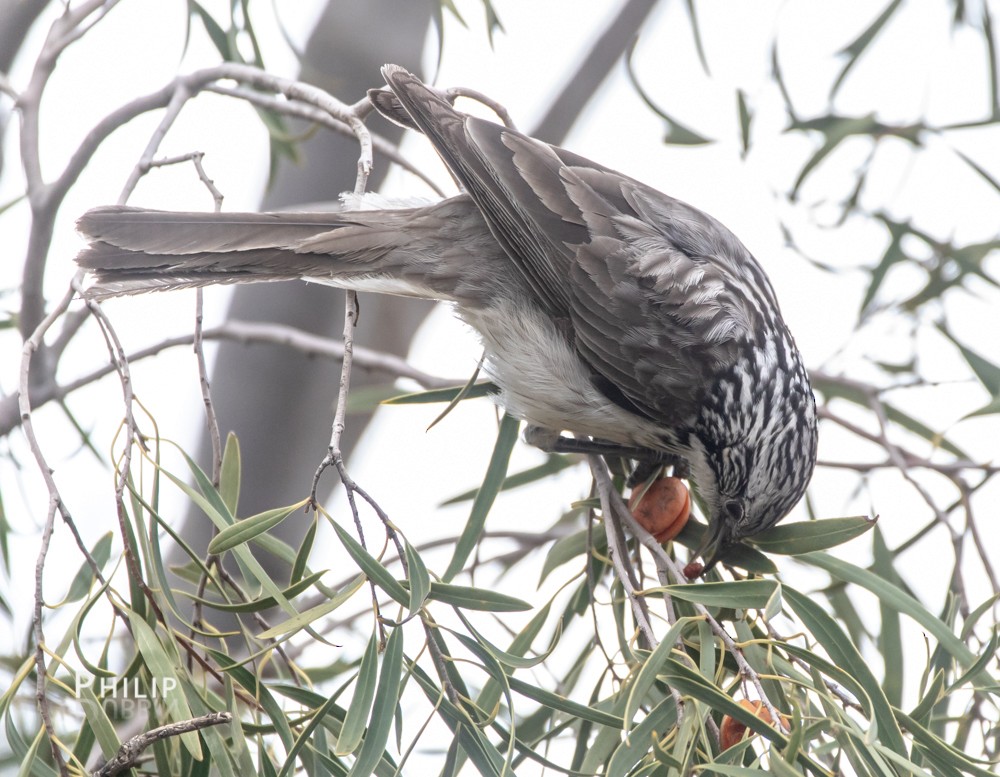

[0,318,460,437]
[93,712,232,777]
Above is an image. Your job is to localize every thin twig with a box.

[445,86,517,129]
[589,457,657,649]
[0,319,461,437]
[204,83,446,196]
[589,457,689,727]
[20,280,85,777]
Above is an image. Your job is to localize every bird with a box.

[76,64,818,573]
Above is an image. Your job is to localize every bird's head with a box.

[690,372,818,574]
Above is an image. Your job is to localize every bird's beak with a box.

[693,517,729,576]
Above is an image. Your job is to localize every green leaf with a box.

[659,579,779,610]
[163,451,296,614]
[184,570,326,614]
[65,533,113,603]
[212,650,295,751]
[425,581,532,612]
[405,542,431,616]
[895,708,998,777]
[872,528,903,706]
[750,515,875,555]
[626,40,712,145]
[781,643,872,717]
[427,359,484,430]
[947,628,999,694]
[332,522,408,606]
[410,663,507,777]
[908,669,946,724]
[830,0,905,97]
[784,585,908,756]
[801,552,985,673]
[127,612,201,757]
[456,606,557,672]
[660,659,789,748]
[336,632,379,756]
[347,627,404,777]
[257,574,365,639]
[936,322,1000,394]
[188,0,233,59]
[606,697,678,777]
[477,602,552,714]
[539,524,606,584]
[444,413,520,581]
[624,617,700,732]
[737,89,753,156]
[964,393,1000,418]
[207,499,307,554]
[382,381,498,404]
[507,676,622,729]
[682,0,710,73]
[442,453,574,505]
[219,432,241,514]
[291,517,317,585]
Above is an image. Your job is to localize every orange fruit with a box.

[628,476,690,542]
[719,700,789,750]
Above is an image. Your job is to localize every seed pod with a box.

[628,476,691,542]
[719,699,789,750]
[682,561,704,579]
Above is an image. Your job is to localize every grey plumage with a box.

[76,64,818,572]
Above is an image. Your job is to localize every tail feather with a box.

[75,205,400,298]
[77,206,354,258]
[74,199,492,302]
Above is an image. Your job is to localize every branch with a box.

[0,318,460,437]
[93,712,232,777]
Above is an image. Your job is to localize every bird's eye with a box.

[724,499,744,522]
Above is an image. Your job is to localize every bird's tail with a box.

[75,199,482,301]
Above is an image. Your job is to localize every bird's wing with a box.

[379,66,770,425]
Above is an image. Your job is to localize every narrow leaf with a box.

[337,632,379,756]
[258,574,365,639]
[444,413,519,581]
[65,533,113,603]
[784,586,907,755]
[624,617,699,731]
[830,0,905,97]
[405,542,432,615]
[207,499,307,554]
[801,552,984,672]
[347,628,404,777]
[219,431,241,515]
[659,579,779,610]
[749,515,875,554]
[737,89,753,156]
[425,581,532,612]
[332,522,408,606]
[127,613,201,757]
[382,382,498,404]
